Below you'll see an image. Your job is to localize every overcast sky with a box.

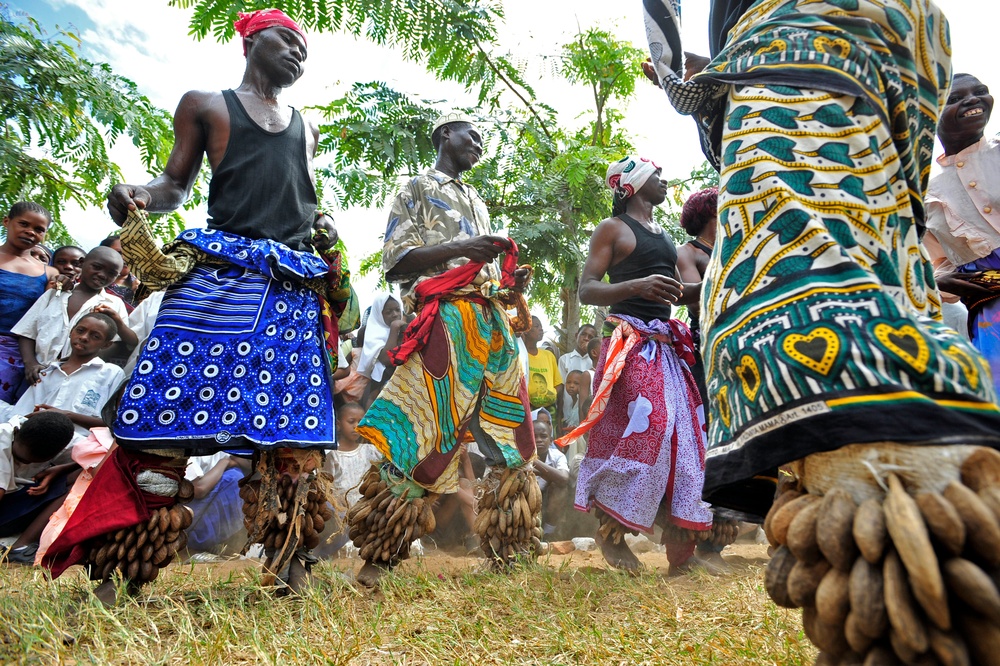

[11,0,999,310]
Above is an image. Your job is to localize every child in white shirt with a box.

[317,403,380,557]
[2,313,124,440]
[13,247,133,384]
[0,411,77,563]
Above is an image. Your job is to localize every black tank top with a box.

[206,90,317,251]
[607,214,678,323]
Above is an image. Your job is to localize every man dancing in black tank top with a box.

[557,156,716,574]
[41,10,354,604]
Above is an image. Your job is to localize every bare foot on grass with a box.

[596,533,642,574]
[93,580,118,607]
[285,557,312,595]
[668,553,727,577]
[356,560,390,588]
[696,549,731,572]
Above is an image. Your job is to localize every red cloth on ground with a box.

[234,9,306,55]
[388,239,520,366]
[42,447,177,579]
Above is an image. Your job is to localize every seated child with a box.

[2,313,125,440]
[0,411,77,563]
[531,417,569,540]
[316,402,381,557]
[183,453,250,556]
[13,247,133,384]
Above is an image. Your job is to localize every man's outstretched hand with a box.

[107,184,151,226]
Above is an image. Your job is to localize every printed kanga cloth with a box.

[113,221,353,453]
[559,315,713,533]
[357,244,535,495]
[644,0,1000,516]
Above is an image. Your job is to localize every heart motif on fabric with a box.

[622,395,653,438]
[782,328,840,376]
[735,355,762,402]
[944,345,980,391]
[754,40,787,57]
[874,323,930,374]
[813,36,851,58]
[717,385,732,428]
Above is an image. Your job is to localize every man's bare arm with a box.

[107,91,211,224]
[386,235,511,281]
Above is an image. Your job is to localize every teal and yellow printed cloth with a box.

[645,0,1000,515]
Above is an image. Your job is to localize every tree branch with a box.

[466,33,554,143]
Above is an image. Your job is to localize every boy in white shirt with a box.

[13,246,133,384]
[317,402,381,557]
[3,313,124,440]
[0,411,77,563]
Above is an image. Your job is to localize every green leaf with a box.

[823,217,858,248]
[759,107,799,129]
[816,143,854,167]
[812,104,854,128]
[728,105,751,130]
[723,140,742,167]
[726,167,756,195]
[725,256,757,293]
[873,250,902,286]
[884,7,911,38]
[769,209,812,244]
[719,227,744,266]
[775,171,814,196]
[768,255,814,278]
[838,175,868,202]
[754,136,796,162]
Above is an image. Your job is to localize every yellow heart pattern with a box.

[717,385,732,428]
[782,328,841,376]
[754,40,787,57]
[874,323,930,374]
[736,355,762,402]
[944,346,980,391]
[813,36,851,58]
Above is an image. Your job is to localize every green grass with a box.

[0,551,816,665]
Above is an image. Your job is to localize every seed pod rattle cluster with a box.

[240,473,334,553]
[473,465,542,567]
[83,477,195,585]
[661,516,737,547]
[347,464,437,566]
[764,446,1000,665]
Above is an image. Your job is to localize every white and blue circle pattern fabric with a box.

[113,230,335,452]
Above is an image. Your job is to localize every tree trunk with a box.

[561,269,581,355]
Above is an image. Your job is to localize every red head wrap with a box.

[234,9,306,56]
